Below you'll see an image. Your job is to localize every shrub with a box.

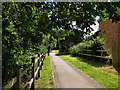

[69,36,107,56]
[69,45,78,56]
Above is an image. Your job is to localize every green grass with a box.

[58,54,118,88]
[35,55,55,88]
[55,50,59,54]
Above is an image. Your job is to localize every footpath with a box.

[50,51,107,89]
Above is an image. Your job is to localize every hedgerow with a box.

[69,36,108,56]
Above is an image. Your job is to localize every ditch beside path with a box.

[50,50,107,89]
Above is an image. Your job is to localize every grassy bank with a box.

[35,55,55,88]
[55,50,118,88]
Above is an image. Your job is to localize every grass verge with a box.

[57,53,118,88]
[35,55,55,88]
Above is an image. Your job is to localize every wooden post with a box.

[39,53,43,78]
[31,57,35,90]
[112,41,120,88]
[14,65,21,90]
[43,53,45,61]
[93,50,95,61]
[86,49,88,59]
[43,53,45,60]
[87,49,89,60]
[118,72,120,89]
[44,53,46,59]
[112,41,120,72]
[41,53,44,66]
[38,54,40,78]
[101,50,103,62]
[81,50,83,57]
[40,56,42,76]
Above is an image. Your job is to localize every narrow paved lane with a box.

[50,51,106,89]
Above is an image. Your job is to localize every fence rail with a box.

[78,49,112,63]
[2,52,46,90]
[78,49,111,52]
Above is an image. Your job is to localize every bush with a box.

[38,45,48,53]
[69,45,78,56]
[69,36,107,56]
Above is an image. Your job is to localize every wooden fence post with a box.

[81,50,83,57]
[41,53,44,68]
[112,41,120,72]
[43,53,45,61]
[38,54,40,78]
[101,50,103,62]
[86,49,89,60]
[93,50,95,61]
[31,57,35,90]
[14,65,21,90]
[112,41,120,88]
[118,72,120,88]
[86,49,88,60]
[41,53,44,66]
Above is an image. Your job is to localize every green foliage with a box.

[39,45,48,53]
[58,29,84,52]
[55,50,59,54]
[2,2,120,86]
[69,36,105,56]
[2,2,49,86]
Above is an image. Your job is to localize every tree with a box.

[2,2,120,86]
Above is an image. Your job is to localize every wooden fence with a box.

[77,49,112,64]
[112,41,120,73]
[2,52,46,90]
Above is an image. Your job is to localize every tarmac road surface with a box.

[50,50,107,89]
